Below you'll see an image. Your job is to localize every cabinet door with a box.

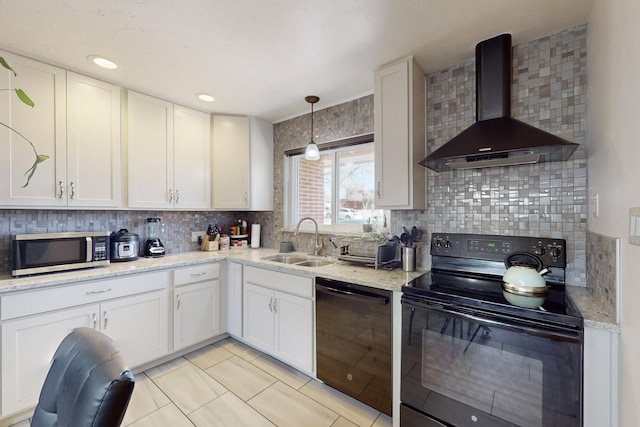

[174,280,220,352]
[1,305,98,417]
[242,283,274,353]
[173,106,211,210]
[274,291,313,373]
[212,115,250,209]
[101,290,169,368]
[0,50,67,206]
[227,261,243,337]
[127,91,174,209]
[374,57,426,210]
[248,117,274,210]
[374,59,410,208]
[66,72,122,207]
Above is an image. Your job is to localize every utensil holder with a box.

[402,246,416,272]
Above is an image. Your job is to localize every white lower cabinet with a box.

[0,271,169,417]
[173,263,221,352]
[100,290,169,367]
[584,326,619,427]
[1,305,97,417]
[242,266,313,374]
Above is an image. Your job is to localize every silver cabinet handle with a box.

[176,294,181,310]
[92,313,97,329]
[58,181,64,199]
[176,189,180,203]
[86,288,112,295]
[273,297,278,313]
[376,181,381,199]
[268,297,273,312]
[244,192,248,204]
[190,272,207,277]
[70,182,75,199]
[169,189,173,203]
[103,311,108,329]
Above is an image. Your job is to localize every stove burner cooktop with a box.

[402,233,583,329]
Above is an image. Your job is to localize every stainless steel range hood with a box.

[419,33,579,172]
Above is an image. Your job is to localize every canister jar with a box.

[219,234,230,250]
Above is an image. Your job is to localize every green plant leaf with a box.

[15,88,34,107]
[0,57,17,76]
[22,154,49,187]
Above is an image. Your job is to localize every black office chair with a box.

[31,327,135,427]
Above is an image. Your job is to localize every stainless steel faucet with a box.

[294,217,323,256]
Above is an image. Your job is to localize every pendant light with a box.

[304,95,320,160]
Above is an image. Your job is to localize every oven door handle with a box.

[316,284,389,305]
[407,299,581,343]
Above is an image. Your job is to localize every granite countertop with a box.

[0,248,617,332]
[566,286,620,333]
[0,248,425,294]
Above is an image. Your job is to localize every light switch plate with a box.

[630,207,640,246]
[191,231,205,243]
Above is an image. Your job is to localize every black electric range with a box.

[400,233,584,427]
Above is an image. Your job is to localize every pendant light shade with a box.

[304,95,320,161]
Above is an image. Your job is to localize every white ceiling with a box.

[0,0,594,123]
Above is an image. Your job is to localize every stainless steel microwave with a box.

[12,231,110,277]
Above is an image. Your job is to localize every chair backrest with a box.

[31,327,135,427]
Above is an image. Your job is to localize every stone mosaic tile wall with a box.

[393,25,588,285]
[586,230,619,321]
[0,209,273,273]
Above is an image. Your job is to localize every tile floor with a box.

[13,338,392,427]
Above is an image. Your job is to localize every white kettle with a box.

[502,252,549,309]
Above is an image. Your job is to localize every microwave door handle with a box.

[316,284,389,305]
[412,301,581,343]
[86,237,92,262]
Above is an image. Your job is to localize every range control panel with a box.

[431,233,566,268]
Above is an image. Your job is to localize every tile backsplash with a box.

[0,209,273,273]
[586,230,619,321]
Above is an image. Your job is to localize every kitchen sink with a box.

[261,254,331,267]
[295,259,331,267]
[262,254,308,264]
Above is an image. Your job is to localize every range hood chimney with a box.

[419,33,579,172]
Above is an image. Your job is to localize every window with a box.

[284,136,387,232]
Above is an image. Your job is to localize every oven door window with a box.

[401,299,582,427]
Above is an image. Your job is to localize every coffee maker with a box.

[143,217,166,257]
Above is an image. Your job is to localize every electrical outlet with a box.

[191,231,205,243]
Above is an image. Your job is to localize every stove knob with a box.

[534,245,545,256]
[434,239,443,248]
[550,246,562,258]
[444,240,452,248]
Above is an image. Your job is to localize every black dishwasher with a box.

[315,277,392,415]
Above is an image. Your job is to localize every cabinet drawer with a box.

[1,271,169,320]
[174,263,220,286]
[244,266,313,298]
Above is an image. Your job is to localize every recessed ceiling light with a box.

[88,55,118,69]
[197,93,215,102]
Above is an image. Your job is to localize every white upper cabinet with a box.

[126,91,174,209]
[374,57,426,210]
[173,105,211,209]
[212,115,273,210]
[0,50,67,206]
[66,72,122,207]
[127,91,211,210]
[0,51,123,208]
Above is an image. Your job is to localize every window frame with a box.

[283,133,385,234]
